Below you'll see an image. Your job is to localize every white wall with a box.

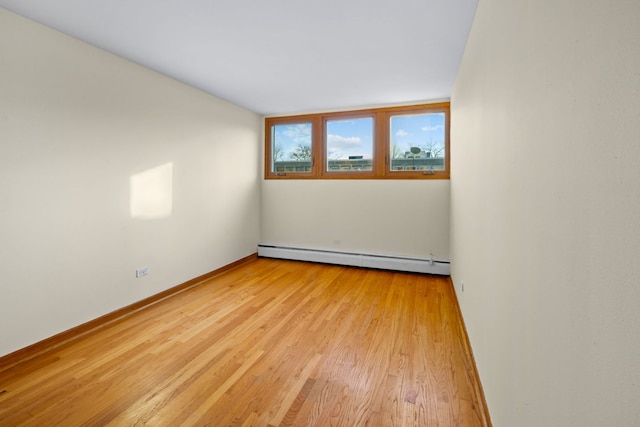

[0,9,261,357]
[261,180,450,260]
[451,0,640,425]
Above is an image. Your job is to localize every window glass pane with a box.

[390,113,446,171]
[271,123,312,173]
[326,117,374,171]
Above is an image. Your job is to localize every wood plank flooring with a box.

[0,258,488,426]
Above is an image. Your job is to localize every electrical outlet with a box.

[136,267,149,278]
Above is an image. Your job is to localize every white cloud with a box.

[421,125,444,132]
[283,124,311,144]
[327,134,362,150]
[396,129,409,137]
[326,134,367,158]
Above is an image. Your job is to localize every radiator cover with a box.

[257,244,450,275]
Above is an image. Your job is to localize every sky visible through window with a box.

[326,118,373,160]
[391,113,446,158]
[272,123,312,162]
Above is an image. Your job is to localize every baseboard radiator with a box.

[257,244,450,276]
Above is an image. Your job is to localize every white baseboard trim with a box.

[257,244,450,276]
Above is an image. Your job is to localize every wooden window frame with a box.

[265,102,450,180]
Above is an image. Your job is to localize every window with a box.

[326,116,374,172]
[265,102,449,179]
[270,122,313,174]
[389,111,446,173]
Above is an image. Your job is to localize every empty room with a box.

[1,0,639,426]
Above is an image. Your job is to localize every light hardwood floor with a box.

[0,258,489,426]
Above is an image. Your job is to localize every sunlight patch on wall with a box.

[130,162,173,219]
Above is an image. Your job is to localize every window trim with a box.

[264,102,450,180]
[266,116,317,178]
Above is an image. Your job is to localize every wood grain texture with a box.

[0,253,258,373]
[0,258,490,426]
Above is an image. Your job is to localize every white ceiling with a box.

[0,0,477,116]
